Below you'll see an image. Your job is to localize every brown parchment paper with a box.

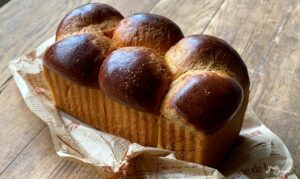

[8,37,298,179]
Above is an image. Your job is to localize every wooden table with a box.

[0,0,299,178]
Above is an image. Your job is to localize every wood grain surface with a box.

[251,0,300,167]
[203,0,300,175]
[0,0,299,178]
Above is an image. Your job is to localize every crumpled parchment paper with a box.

[8,37,298,179]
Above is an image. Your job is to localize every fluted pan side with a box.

[44,68,158,146]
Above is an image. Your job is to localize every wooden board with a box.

[0,0,89,88]
[150,0,224,35]
[0,0,299,177]
[0,127,98,179]
[0,81,45,173]
[0,0,89,175]
[250,2,300,172]
[202,0,300,174]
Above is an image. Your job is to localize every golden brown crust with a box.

[56,3,123,41]
[43,3,251,167]
[161,71,243,134]
[113,13,184,54]
[165,35,250,89]
[99,47,172,114]
[44,34,116,88]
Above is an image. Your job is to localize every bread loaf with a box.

[43,3,249,166]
